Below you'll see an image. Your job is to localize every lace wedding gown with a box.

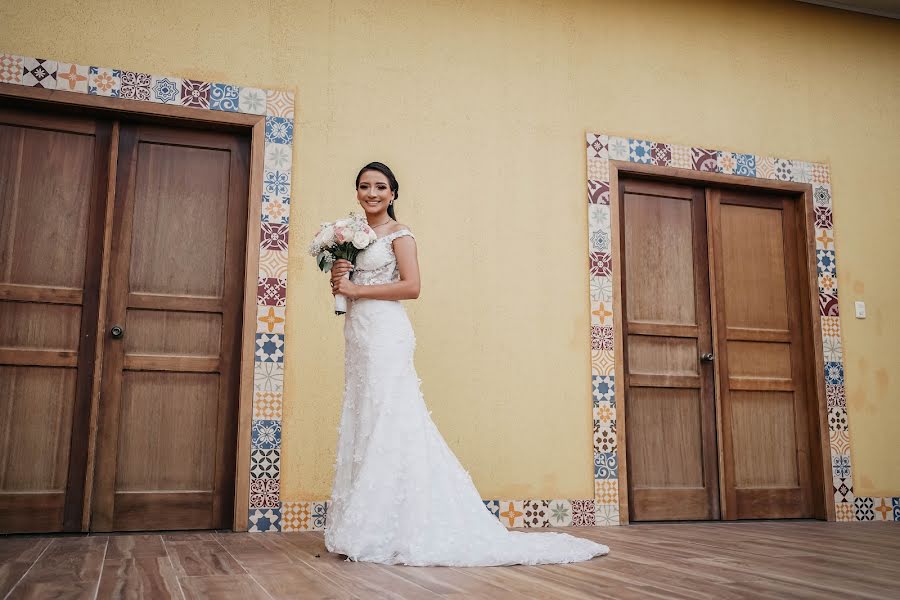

[324,229,609,566]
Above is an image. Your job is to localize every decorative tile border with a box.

[0,49,296,532]
[586,132,898,523]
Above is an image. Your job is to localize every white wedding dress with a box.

[324,229,609,566]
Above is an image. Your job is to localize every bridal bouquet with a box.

[308,213,378,315]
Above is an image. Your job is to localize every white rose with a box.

[352,231,370,249]
[320,225,335,246]
[369,230,377,243]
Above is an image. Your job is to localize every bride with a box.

[324,162,609,566]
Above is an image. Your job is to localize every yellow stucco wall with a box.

[2,0,898,500]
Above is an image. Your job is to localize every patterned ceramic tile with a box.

[592,375,615,407]
[594,451,618,480]
[258,306,286,334]
[265,116,294,144]
[250,448,280,479]
[264,169,291,197]
[255,333,285,363]
[593,420,617,454]
[756,156,776,179]
[813,184,832,208]
[717,151,736,174]
[591,349,615,377]
[589,227,610,254]
[670,144,692,169]
[834,502,854,522]
[816,228,834,250]
[181,78,210,108]
[815,206,833,229]
[828,407,849,432]
[280,501,312,532]
[893,498,900,521]
[589,202,610,233]
[250,477,280,509]
[830,429,851,455]
[593,401,615,423]
[88,67,120,97]
[591,325,613,351]
[587,157,610,181]
[120,70,152,100]
[150,76,181,105]
[310,502,328,530]
[773,158,793,181]
[873,498,894,521]
[817,250,836,276]
[691,148,719,172]
[258,250,289,279]
[826,384,846,408]
[586,133,609,159]
[734,153,757,177]
[523,500,551,528]
[589,252,612,277]
[251,419,282,449]
[262,194,291,224]
[821,316,841,339]
[825,362,844,386]
[595,503,619,526]
[547,499,573,526]
[823,335,842,363]
[265,142,293,172]
[628,139,652,164]
[261,222,289,251]
[258,277,287,307]
[819,292,839,317]
[248,508,281,532]
[587,180,610,205]
[608,136,629,161]
[591,301,613,327]
[239,86,267,115]
[594,479,619,505]
[56,63,89,92]
[254,391,283,420]
[651,142,672,167]
[253,362,284,393]
[792,160,813,183]
[812,162,831,185]
[498,501,525,528]
[832,454,851,479]
[22,57,57,88]
[483,500,500,518]
[818,272,837,295]
[266,90,295,118]
[571,500,596,526]
[210,83,241,111]
[834,476,854,504]
[0,54,23,84]
[854,497,875,521]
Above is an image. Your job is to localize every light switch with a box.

[855,301,866,319]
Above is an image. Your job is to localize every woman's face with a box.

[356,170,394,218]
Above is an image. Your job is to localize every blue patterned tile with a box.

[150,76,181,105]
[483,500,500,518]
[251,419,282,449]
[825,362,844,385]
[592,375,615,406]
[265,116,294,144]
[310,502,328,530]
[210,83,241,111]
[263,169,291,197]
[817,250,836,276]
[892,498,900,521]
[734,153,757,177]
[628,139,652,164]
[248,508,281,532]
[88,66,120,97]
[594,451,619,479]
[255,333,285,363]
[832,453,851,479]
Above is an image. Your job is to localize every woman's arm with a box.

[332,236,420,301]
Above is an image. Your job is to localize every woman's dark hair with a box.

[356,161,399,220]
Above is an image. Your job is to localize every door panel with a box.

[620,178,719,521]
[710,190,814,519]
[92,123,248,531]
[0,108,110,532]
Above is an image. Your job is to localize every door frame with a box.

[0,83,268,531]
[607,159,832,524]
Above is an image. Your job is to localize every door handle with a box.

[700,352,714,362]
[110,325,125,339]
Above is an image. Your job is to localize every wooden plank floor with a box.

[1,522,898,599]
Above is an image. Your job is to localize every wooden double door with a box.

[620,177,822,521]
[0,105,249,532]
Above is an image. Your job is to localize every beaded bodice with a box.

[351,229,415,286]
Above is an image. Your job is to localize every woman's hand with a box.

[331,274,359,299]
[330,259,354,285]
